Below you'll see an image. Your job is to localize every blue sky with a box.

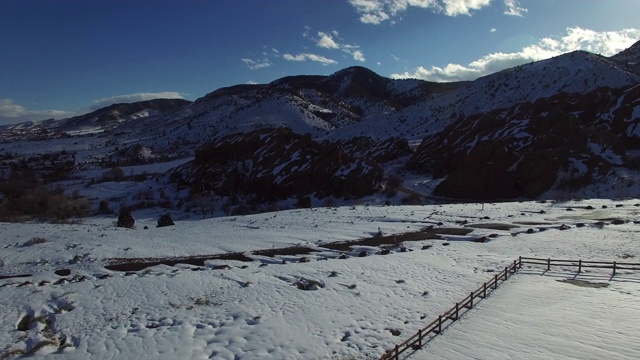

[1,0,639,125]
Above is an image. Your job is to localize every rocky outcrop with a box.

[340,136,413,163]
[408,84,640,199]
[171,127,385,201]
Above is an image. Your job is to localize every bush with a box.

[98,200,114,214]
[400,195,422,205]
[295,195,312,209]
[0,185,90,221]
[117,208,135,228]
[157,213,175,228]
[101,167,125,182]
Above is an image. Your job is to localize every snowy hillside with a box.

[0,41,638,223]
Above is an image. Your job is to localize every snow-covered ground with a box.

[0,199,639,359]
[415,272,640,360]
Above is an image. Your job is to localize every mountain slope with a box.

[408,83,640,199]
[611,39,640,75]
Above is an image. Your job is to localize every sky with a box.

[1,0,639,125]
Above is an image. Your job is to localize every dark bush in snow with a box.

[117,208,135,229]
[157,213,175,228]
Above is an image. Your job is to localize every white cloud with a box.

[241,58,272,70]
[348,0,499,24]
[352,50,366,62]
[390,27,640,82]
[490,28,497,33]
[316,32,340,49]
[283,53,338,65]
[0,99,27,118]
[503,0,527,16]
[91,92,184,109]
[310,29,366,63]
[0,99,74,125]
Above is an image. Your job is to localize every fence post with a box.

[613,261,617,277]
[469,291,474,309]
[483,282,487,298]
[513,260,517,272]
[494,274,498,289]
[452,302,459,320]
[578,259,582,273]
[436,315,442,334]
[394,345,399,360]
[504,266,508,280]
[418,328,423,348]
[547,258,551,271]
[518,256,522,269]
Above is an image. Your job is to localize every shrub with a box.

[101,167,125,182]
[157,213,175,228]
[400,194,422,205]
[117,208,135,228]
[295,195,312,209]
[98,200,114,214]
[0,184,90,221]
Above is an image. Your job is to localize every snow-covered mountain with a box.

[0,41,639,212]
[409,83,640,199]
[612,39,640,75]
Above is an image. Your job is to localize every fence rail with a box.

[380,256,640,360]
[519,256,640,276]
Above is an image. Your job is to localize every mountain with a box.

[62,98,191,131]
[1,41,639,210]
[0,98,191,142]
[408,83,640,199]
[611,39,640,75]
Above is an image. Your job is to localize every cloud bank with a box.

[0,99,74,125]
[348,0,523,24]
[390,27,640,82]
[91,92,185,109]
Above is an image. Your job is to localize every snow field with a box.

[0,199,638,359]
[414,271,640,360]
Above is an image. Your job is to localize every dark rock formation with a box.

[171,127,385,201]
[408,84,640,199]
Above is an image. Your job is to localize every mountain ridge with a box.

[0,42,639,207]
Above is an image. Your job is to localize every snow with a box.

[415,272,640,359]
[588,142,624,165]
[1,199,639,359]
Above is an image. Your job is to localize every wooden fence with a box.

[519,256,640,276]
[380,256,640,360]
[380,259,520,360]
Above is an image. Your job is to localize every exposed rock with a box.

[54,269,71,277]
[171,127,384,201]
[408,84,640,199]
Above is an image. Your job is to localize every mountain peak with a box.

[611,39,640,74]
